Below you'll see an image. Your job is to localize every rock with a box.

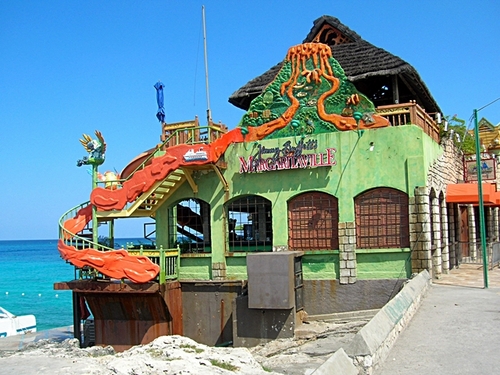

[0,318,369,374]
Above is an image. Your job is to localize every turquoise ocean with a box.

[0,238,145,332]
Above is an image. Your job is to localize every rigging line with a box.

[333,135,361,197]
[477,97,500,112]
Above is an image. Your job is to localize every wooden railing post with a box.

[176,245,181,280]
[159,245,166,284]
[376,102,440,143]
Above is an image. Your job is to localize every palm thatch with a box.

[229,16,441,115]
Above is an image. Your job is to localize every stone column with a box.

[493,207,499,241]
[431,194,442,277]
[411,187,432,273]
[212,262,227,281]
[338,222,357,284]
[447,203,457,269]
[441,199,450,273]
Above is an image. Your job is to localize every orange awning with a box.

[446,183,498,205]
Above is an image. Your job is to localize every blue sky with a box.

[1,1,499,240]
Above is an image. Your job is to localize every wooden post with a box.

[72,292,82,346]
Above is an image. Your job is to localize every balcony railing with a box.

[376,101,440,142]
[160,116,228,149]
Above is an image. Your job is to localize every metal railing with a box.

[59,120,221,282]
[491,242,500,269]
[58,202,180,283]
[58,201,114,251]
[458,240,500,270]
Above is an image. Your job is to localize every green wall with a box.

[155,125,443,281]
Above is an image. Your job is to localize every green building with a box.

[57,16,491,351]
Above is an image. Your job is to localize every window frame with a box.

[355,187,409,249]
[287,191,339,251]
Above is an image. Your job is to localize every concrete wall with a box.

[310,270,431,375]
[302,279,406,315]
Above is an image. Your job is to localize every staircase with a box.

[96,168,189,219]
[58,120,227,252]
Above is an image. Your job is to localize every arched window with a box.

[355,188,409,249]
[288,192,339,250]
[168,198,211,253]
[226,195,273,252]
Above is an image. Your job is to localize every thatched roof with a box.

[229,16,441,115]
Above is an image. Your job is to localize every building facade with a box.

[56,16,497,350]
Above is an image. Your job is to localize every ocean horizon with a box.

[0,238,149,332]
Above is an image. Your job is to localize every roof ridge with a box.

[303,15,362,43]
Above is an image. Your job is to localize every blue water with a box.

[0,238,148,332]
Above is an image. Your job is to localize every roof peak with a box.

[303,15,362,45]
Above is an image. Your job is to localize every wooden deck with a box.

[377,101,440,142]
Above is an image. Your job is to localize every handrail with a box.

[58,201,115,252]
[58,120,222,282]
[96,124,227,190]
[127,246,180,283]
[58,201,180,282]
[376,101,440,142]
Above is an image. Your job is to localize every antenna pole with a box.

[202,5,212,124]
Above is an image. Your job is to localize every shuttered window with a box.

[288,192,339,250]
[355,188,409,249]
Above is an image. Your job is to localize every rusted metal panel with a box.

[84,294,170,351]
[232,294,295,347]
[78,281,182,352]
[181,281,243,346]
[54,280,159,293]
[93,318,171,352]
[162,281,183,335]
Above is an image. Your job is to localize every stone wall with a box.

[427,137,464,191]
[411,137,464,277]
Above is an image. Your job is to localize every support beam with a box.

[211,165,229,191]
[182,168,199,194]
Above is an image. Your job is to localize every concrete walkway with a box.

[376,265,500,375]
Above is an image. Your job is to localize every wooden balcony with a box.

[160,116,228,149]
[160,102,440,146]
[376,101,440,142]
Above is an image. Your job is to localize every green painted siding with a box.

[356,249,412,279]
[157,125,442,281]
[301,252,339,280]
[225,256,248,280]
[179,257,211,280]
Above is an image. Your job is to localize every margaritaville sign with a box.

[239,139,337,174]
